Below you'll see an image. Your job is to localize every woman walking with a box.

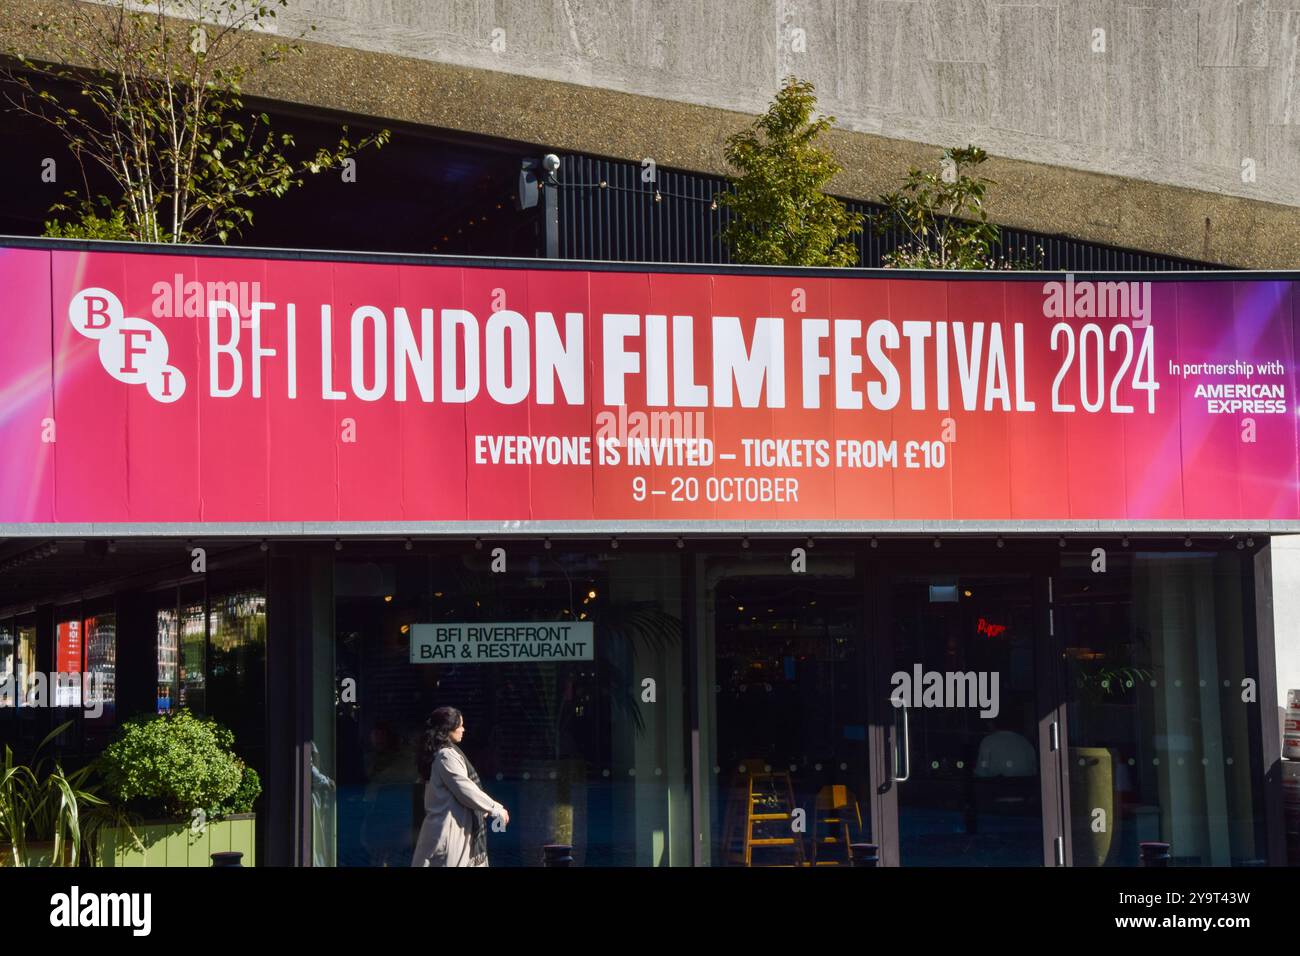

[411,706,510,867]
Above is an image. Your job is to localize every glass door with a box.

[874,565,1060,866]
[700,547,872,866]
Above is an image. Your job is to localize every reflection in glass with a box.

[16,626,35,707]
[327,550,688,866]
[179,601,205,712]
[208,590,267,770]
[84,613,116,718]
[53,619,81,708]
[312,740,336,867]
[703,552,870,866]
[889,574,1041,866]
[1059,551,1266,865]
[157,608,179,714]
[0,623,13,708]
[208,590,267,700]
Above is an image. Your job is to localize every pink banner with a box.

[1,245,1296,524]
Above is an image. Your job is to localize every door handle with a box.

[893,701,911,783]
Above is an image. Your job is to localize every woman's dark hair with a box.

[417,706,463,781]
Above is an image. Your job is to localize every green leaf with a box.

[719,76,861,267]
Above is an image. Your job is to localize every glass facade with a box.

[16,625,35,708]
[319,548,689,867]
[53,617,81,708]
[698,549,870,866]
[0,623,11,707]
[0,537,1281,867]
[1058,550,1267,865]
[48,612,117,714]
[885,572,1042,866]
[207,588,267,771]
[179,599,206,714]
[84,613,116,719]
[156,607,178,715]
[302,539,1276,868]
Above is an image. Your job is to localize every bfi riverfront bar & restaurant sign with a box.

[1,243,1297,527]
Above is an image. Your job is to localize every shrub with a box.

[96,710,250,820]
[719,75,863,266]
[873,145,1042,270]
[42,201,140,241]
[221,767,262,816]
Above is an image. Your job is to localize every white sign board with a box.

[410,622,594,664]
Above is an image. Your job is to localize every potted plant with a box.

[94,709,261,867]
[1075,664,1153,705]
[0,721,106,866]
[1067,659,1153,866]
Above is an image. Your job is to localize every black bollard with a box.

[849,843,879,867]
[1139,842,1170,867]
[211,851,244,867]
[542,843,573,867]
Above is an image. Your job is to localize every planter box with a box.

[95,814,256,867]
[0,841,76,867]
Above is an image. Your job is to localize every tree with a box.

[2,0,390,243]
[719,75,863,267]
[873,145,1041,270]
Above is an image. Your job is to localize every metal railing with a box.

[554,152,1217,271]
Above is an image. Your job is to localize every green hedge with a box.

[96,710,261,820]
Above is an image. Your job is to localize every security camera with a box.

[542,153,561,175]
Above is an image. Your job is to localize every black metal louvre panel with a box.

[555,152,1216,271]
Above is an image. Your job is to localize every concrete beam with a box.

[4,0,1300,267]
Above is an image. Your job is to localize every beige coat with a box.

[411,746,504,867]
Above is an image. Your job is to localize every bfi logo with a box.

[68,288,186,402]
